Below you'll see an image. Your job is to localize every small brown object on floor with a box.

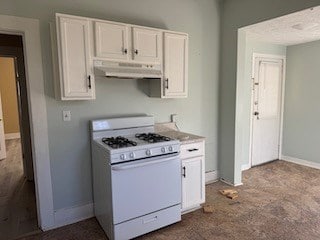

[203,204,214,213]
[226,193,238,200]
[219,189,238,196]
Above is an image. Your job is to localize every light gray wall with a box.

[220,0,320,185]
[0,0,220,210]
[236,38,286,171]
[283,40,320,163]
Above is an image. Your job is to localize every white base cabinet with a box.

[180,141,205,213]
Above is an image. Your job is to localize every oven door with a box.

[111,154,181,224]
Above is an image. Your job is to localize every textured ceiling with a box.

[242,6,320,46]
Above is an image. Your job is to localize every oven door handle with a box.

[111,155,179,171]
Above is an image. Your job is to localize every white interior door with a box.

[251,56,283,166]
[0,93,6,160]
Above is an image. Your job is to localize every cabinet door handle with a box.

[165,78,169,89]
[123,48,128,54]
[187,148,199,152]
[134,49,138,55]
[88,75,92,89]
[182,166,186,178]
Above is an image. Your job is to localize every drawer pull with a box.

[187,148,199,152]
[143,216,157,224]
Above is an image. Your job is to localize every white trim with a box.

[220,178,243,187]
[241,163,251,171]
[248,53,286,168]
[50,203,94,230]
[205,170,219,184]
[5,132,20,140]
[0,15,54,230]
[281,156,320,170]
[279,56,287,160]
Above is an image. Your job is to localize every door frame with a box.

[0,53,34,181]
[0,15,55,230]
[248,53,286,168]
[0,92,6,159]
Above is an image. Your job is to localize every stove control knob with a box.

[161,147,166,153]
[168,146,173,152]
[146,149,152,156]
[120,154,126,160]
[129,152,135,159]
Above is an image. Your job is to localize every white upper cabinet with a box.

[54,13,189,100]
[163,32,188,98]
[95,23,161,63]
[95,22,129,60]
[56,15,95,100]
[132,27,161,63]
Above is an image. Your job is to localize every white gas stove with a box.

[91,116,181,240]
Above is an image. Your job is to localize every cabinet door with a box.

[182,157,205,211]
[163,33,188,98]
[95,21,129,60]
[57,16,94,99]
[132,27,161,62]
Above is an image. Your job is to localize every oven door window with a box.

[111,155,181,224]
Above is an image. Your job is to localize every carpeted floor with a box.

[19,160,320,240]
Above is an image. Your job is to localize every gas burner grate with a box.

[135,133,171,143]
[102,136,137,149]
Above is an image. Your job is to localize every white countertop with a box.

[155,122,205,144]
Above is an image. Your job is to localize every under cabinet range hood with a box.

[94,60,162,79]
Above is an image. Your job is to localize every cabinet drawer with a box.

[180,141,204,159]
[114,204,181,240]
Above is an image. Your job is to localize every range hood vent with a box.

[94,60,162,79]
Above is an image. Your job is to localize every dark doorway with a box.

[0,33,39,239]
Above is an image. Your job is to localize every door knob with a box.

[134,49,138,55]
[254,112,260,120]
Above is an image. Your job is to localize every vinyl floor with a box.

[0,139,39,240]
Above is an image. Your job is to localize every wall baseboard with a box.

[220,178,243,187]
[49,203,94,230]
[281,155,320,170]
[205,170,219,184]
[5,132,20,140]
[47,171,220,230]
[48,171,220,230]
[241,163,251,171]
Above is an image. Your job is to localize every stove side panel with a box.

[92,143,114,239]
